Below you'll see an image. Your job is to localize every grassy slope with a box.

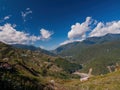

[58,41,120,75]
[62,70,120,90]
[78,41,120,75]
[0,42,82,90]
[0,42,56,89]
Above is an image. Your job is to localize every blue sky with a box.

[0,0,120,50]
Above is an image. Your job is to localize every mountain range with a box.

[10,33,120,75]
[53,33,120,75]
[12,44,55,56]
[54,33,120,55]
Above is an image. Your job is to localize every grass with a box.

[60,70,120,90]
[57,41,120,75]
[1,41,120,90]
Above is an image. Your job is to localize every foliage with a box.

[54,58,82,73]
[53,34,120,75]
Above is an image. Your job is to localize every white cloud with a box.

[0,23,29,44]
[40,28,53,39]
[68,17,93,40]
[4,15,11,20]
[60,40,73,45]
[26,8,30,10]
[60,17,120,45]
[21,8,32,22]
[89,21,120,37]
[60,39,81,46]
[0,23,53,44]
[0,15,11,23]
[60,17,94,45]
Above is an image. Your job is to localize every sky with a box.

[0,0,120,50]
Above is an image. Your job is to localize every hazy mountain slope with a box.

[53,42,80,54]
[12,44,55,56]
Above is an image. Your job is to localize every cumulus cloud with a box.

[21,8,32,22]
[40,28,53,39]
[89,21,120,37]
[60,17,120,45]
[68,17,93,40]
[60,17,94,45]
[0,23,53,44]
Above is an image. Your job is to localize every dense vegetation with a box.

[54,34,120,75]
[54,58,82,73]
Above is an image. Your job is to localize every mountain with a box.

[54,34,120,55]
[1,39,120,90]
[0,41,82,90]
[53,34,120,75]
[83,33,120,44]
[12,44,55,56]
[52,41,80,54]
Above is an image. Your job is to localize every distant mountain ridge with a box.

[83,33,120,45]
[54,33,120,55]
[12,44,55,56]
